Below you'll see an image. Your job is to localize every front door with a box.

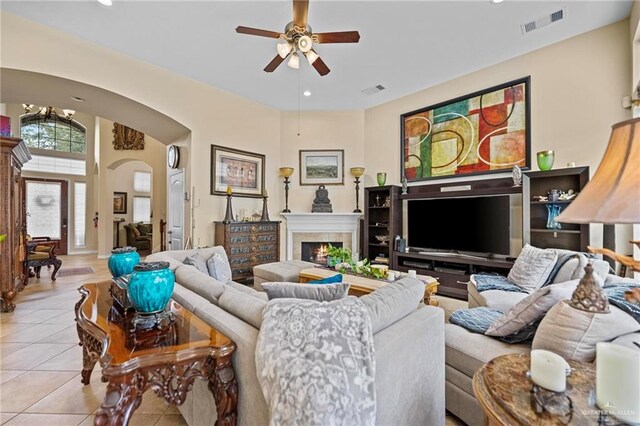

[24,178,68,255]
[168,170,184,250]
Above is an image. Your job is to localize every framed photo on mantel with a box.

[401,76,531,182]
[210,145,265,198]
[299,149,344,186]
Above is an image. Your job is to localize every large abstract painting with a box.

[401,77,530,182]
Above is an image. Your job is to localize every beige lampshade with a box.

[350,167,365,178]
[557,116,640,224]
[279,167,294,178]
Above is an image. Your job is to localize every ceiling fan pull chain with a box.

[297,69,301,136]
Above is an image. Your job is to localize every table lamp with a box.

[279,167,294,213]
[350,167,365,213]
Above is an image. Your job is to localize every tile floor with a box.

[1,254,465,426]
[0,254,186,426]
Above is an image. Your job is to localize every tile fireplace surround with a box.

[280,213,362,261]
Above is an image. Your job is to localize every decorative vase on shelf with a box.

[537,150,555,171]
[127,261,175,314]
[377,172,387,186]
[546,204,562,230]
[108,246,140,278]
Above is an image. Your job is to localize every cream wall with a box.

[1,12,281,249]
[279,111,365,213]
[98,117,167,257]
[364,19,632,250]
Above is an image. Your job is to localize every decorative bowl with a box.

[375,235,390,245]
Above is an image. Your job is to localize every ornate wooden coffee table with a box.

[473,353,601,425]
[298,267,439,305]
[75,282,238,426]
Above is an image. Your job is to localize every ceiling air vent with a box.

[521,8,566,35]
[362,84,386,96]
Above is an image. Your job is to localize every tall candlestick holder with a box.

[279,167,294,213]
[223,186,234,223]
[260,192,270,221]
[350,167,365,213]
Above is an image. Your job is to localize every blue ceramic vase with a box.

[127,262,174,314]
[108,247,140,278]
[546,204,562,230]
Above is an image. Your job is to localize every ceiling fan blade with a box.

[264,54,286,73]
[315,31,361,44]
[293,0,309,28]
[312,57,330,76]
[236,26,282,39]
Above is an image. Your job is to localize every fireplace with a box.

[301,242,343,264]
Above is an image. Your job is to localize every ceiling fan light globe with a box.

[305,50,319,65]
[287,52,300,69]
[297,35,312,53]
[277,42,293,59]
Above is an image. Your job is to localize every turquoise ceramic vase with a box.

[127,262,175,314]
[108,247,140,278]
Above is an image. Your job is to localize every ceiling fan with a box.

[236,0,360,76]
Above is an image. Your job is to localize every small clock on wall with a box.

[167,145,180,169]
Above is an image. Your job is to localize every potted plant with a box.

[326,244,352,268]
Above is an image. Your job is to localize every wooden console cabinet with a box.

[1,136,31,312]
[214,221,280,282]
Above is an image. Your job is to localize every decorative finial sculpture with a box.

[223,185,234,223]
[512,165,522,187]
[401,176,408,195]
[260,190,270,221]
[569,264,610,313]
[311,185,333,213]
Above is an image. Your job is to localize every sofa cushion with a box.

[532,300,640,362]
[206,252,232,283]
[359,277,425,333]
[486,280,580,337]
[477,290,529,313]
[184,253,209,274]
[226,280,268,301]
[218,287,267,329]
[552,256,581,284]
[174,265,226,304]
[444,323,530,378]
[507,244,558,291]
[261,282,350,302]
[145,252,185,271]
[253,260,316,283]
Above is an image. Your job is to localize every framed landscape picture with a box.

[401,76,531,182]
[211,145,265,198]
[113,192,127,214]
[299,149,344,186]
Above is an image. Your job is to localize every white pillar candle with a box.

[530,349,568,392]
[596,342,640,424]
[408,270,417,278]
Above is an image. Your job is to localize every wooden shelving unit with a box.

[364,185,402,268]
[523,167,589,252]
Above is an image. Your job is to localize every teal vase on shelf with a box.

[537,150,555,171]
[127,262,175,314]
[546,204,562,230]
[108,246,140,278]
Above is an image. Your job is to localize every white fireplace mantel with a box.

[281,213,362,261]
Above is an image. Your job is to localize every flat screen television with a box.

[407,195,511,256]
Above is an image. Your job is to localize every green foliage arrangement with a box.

[0,234,6,243]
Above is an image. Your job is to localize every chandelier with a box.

[22,104,75,120]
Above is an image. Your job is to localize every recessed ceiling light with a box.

[491,0,504,3]
[71,96,86,102]
[97,0,112,6]
[303,91,311,97]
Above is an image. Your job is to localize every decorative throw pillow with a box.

[359,276,424,333]
[183,254,209,274]
[261,282,350,302]
[130,224,141,238]
[507,244,558,291]
[206,252,232,283]
[571,255,610,283]
[486,280,580,337]
[308,274,342,284]
[532,300,640,362]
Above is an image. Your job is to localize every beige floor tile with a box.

[42,310,76,325]
[79,414,161,426]
[0,413,17,425]
[164,405,180,414]
[0,343,75,371]
[4,414,88,425]
[0,370,25,385]
[156,414,188,425]
[0,343,32,358]
[32,345,82,371]
[24,373,106,414]
[0,323,70,343]
[38,325,80,344]
[0,324,35,339]
[135,393,171,415]
[0,370,77,412]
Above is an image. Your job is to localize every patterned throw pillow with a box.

[507,244,558,291]
[261,282,350,302]
[206,252,232,283]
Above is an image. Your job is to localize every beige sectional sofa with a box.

[147,247,446,426]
